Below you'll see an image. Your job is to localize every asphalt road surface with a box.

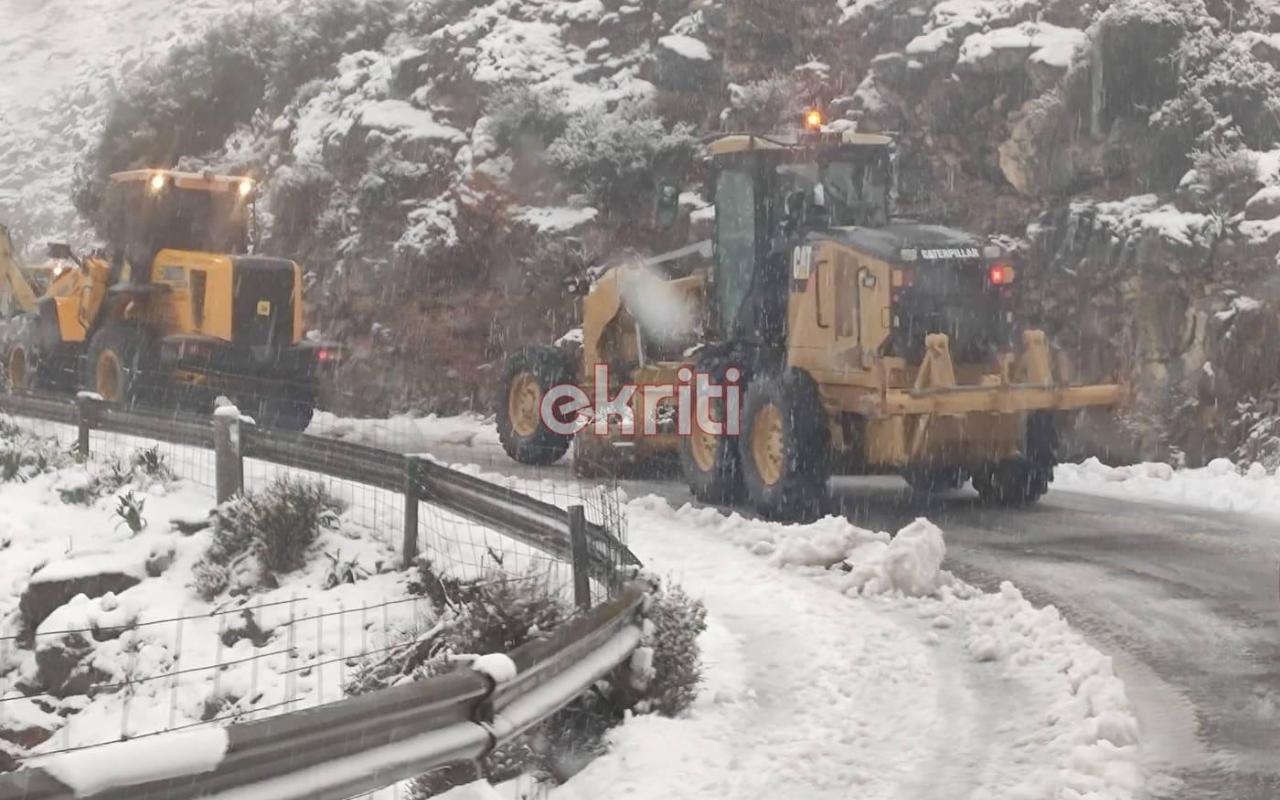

[426,442,1280,800]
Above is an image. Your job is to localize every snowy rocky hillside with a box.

[6,0,1280,465]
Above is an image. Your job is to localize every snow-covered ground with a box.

[0,413,556,773]
[1055,457,1280,518]
[0,436,425,764]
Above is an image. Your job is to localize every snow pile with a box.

[1056,457,1280,516]
[841,518,947,597]
[34,728,229,796]
[470,653,518,684]
[307,410,499,451]
[625,499,949,597]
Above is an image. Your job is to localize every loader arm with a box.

[0,225,39,317]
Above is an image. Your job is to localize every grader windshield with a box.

[710,134,894,340]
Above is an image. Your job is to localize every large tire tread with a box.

[497,346,577,466]
[737,368,830,521]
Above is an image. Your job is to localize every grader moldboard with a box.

[498,124,1125,519]
[1,170,338,430]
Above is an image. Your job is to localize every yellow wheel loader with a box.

[1,171,338,430]
[497,125,1126,518]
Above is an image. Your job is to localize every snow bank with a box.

[626,500,948,597]
[954,582,1143,797]
[307,410,499,451]
[1056,457,1280,516]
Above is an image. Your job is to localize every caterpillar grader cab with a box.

[497,123,1125,518]
[2,170,337,430]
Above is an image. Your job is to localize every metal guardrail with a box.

[0,392,646,800]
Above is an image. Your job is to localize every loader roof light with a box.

[237,178,254,198]
[804,108,824,130]
[988,263,1015,285]
[148,173,168,194]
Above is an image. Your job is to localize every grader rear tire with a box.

[737,369,830,521]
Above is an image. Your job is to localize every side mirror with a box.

[655,181,680,228]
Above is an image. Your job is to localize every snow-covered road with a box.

[554,502,1142,800]
[832,479,1280,800]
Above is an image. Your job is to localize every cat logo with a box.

[791,245,813,280]
[256,300,272,317]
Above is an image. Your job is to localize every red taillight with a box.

[988,264,1015,286]
[317,349,333,363]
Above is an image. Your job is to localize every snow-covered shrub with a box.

[1188,143,1261,211]
[192,478,343,599]
[640,584,707,716]
[0,426,66,483]
[243,478,343,574]
[193,561,231,602]
[545,104,697,214]
[1148,29,1280,184]
[723,76,806,131]
[485,85,570,150]
[130,446,175,482]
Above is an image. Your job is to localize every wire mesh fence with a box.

[0,396,636,784]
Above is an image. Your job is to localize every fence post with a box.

[75,392,103,460]
[402,457,422,568]
[568,505,591,611]
[213,405,243,504]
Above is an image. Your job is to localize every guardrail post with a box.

[214,405,244,504]
[75,391,103,460]
[568,505,591,611]
[403,457,423,568]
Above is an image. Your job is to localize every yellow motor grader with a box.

[497,125,1125,517]
[1,170,337,430]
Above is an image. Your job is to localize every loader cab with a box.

[103,170,255,284]
[706,132,895,343]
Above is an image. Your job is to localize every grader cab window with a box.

[714,168,758,337]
